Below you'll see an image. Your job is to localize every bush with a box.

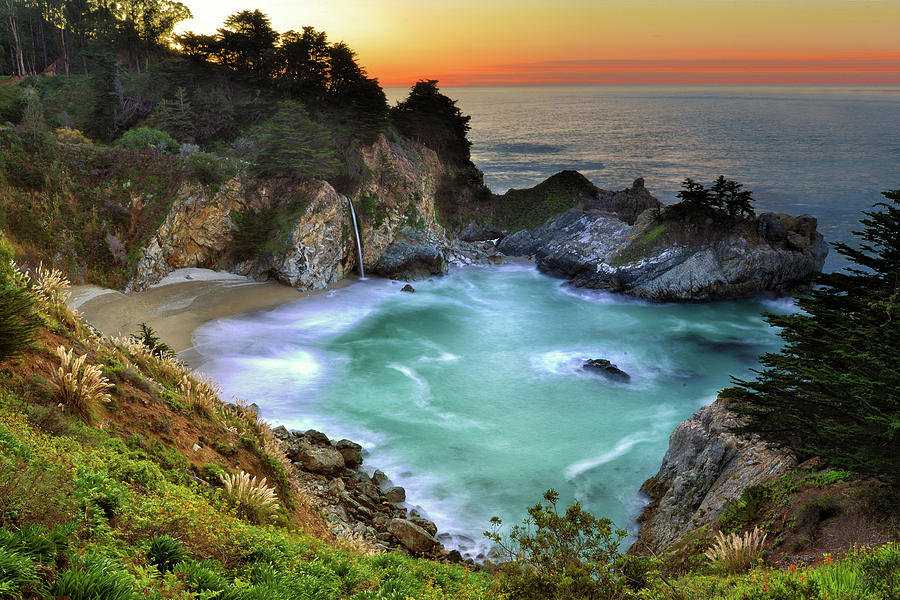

[485,489,629,599]
[54,128,92,145]
[51,552,135,600]
[118,127,178,154]
[147,535,187,573]
[130,323,175,360]
[49,346,112,425]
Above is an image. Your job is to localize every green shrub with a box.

[147,535,187,573]
[51,552,135,600]
[130,323,175,359]
[118,127,178,154]
[190,151,237,187]
[485,489,629,599]
[74,471,126,522]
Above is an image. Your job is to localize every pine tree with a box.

[250,101,341,180]
[730,190,900,485]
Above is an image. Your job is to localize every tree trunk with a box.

[60,25,69,76]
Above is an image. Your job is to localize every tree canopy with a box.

[390,79,472,165]
[668,176,755,220]
[730,190,900,485]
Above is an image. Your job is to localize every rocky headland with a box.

[631,396,797,555]
[494,177,828,301]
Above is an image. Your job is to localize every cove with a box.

[192,263,791,558]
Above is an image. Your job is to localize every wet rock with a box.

[375,226,447,280]
[401,284,416,293]
[372,470,389,486]
[336,439,363,469]
[388,519,438,554]
[583,359,631,382]
[356,482,382,502]
[385,486,406,503]
[459,222,504,242]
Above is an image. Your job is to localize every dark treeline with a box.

[0,0,191,77]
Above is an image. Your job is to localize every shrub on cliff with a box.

[118,127,178,154]
[484,489,632,599]
[731,190,900,485]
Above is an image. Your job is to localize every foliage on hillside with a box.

[731,190,900,485]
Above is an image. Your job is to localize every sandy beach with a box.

[69,268,351,361]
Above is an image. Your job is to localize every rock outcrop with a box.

[128,134,456,291]
[497,180,827,301]
[272,426,470,563]
[632,396,797,555]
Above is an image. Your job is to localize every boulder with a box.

[410,517,438,537]
[385,486,406,503]
[388,518,438,554]
[583,359,630,382]
[336,439,363,469]
[304,429,331,446]
[588,177,663,225]
[372,470,389,486]
[375,226,447,280]
[289,440,346,476]
[459,222,504,242]
[401,284,416,293]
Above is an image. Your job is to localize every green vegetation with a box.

[731,190,900,485]
[250,101,341,180]
[118,127,179,153]
[131,322,176,360]
[491,170,598,232]
[391,80,472,166]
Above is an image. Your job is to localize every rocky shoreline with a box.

[269,424,484,567]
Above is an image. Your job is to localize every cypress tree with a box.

[730,190,900,485]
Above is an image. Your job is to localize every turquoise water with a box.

[193,264,792,557]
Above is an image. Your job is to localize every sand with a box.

[69,268,351,359]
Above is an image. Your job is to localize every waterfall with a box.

[346,197,366,279]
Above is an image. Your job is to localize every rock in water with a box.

[583,359,631,382]
[401,284,415,293]
[375,226,447,281]
[384,486,406,503]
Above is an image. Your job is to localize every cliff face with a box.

[497,178,827,301]
[632,396,796,555]
[129,134,451,292]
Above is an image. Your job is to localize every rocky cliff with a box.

[129,135,456,291]
[632,396,797,555]
[497,178,827,301]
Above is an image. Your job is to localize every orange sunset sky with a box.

[177,0,900,86]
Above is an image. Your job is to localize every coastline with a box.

[69,268,353,361]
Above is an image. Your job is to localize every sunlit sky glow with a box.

[177,0,900,86]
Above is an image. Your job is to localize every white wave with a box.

[565,434,651,479]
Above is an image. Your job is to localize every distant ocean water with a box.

[387,85,900,271]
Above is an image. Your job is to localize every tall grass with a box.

[704,527,767,573]
[49,345,111,425]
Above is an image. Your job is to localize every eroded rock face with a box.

[128,134,454,291]
[632,396,797,555]
[587,178,663,225]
